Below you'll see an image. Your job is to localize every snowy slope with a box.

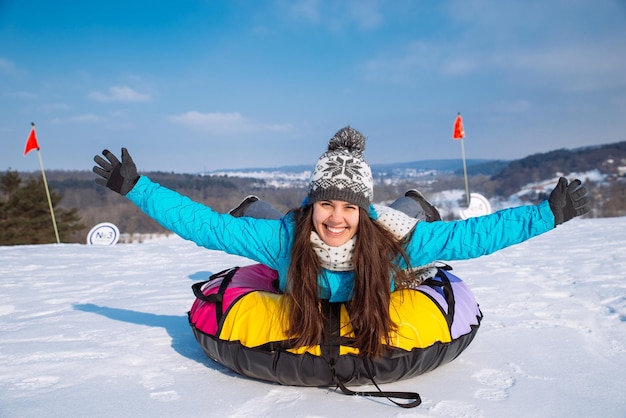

[1,217,625,417]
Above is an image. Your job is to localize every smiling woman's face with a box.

[311,200,360,247]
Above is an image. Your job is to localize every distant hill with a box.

[487,141,626,196]
[373,159,494,172]
[457,160,511,176]
[208,159,498,176]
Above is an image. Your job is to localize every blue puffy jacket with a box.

[127,176,555,302]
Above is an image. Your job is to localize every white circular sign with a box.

[87,222,120,245]
[459,193,492,220]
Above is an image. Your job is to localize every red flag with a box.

[24,125,40,156]
[453,113,464,140]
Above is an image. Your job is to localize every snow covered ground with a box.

[1,216,625,417]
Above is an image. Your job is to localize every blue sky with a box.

[2,0,625,173]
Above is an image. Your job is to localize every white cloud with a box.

[168,111,293,135]
[89,86,151,103]
[51,114,102,124]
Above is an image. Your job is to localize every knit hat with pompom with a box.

[307,126,374,210]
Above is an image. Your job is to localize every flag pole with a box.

[460,136,470,207]
[28,123,61,244]
[37,149,60,244]
[452,112,471,207]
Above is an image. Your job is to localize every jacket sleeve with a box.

[125,176,285,268]
[405,201,555,265]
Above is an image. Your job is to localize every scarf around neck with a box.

[310,232,356,271]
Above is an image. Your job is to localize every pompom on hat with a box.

[307,126,374,210]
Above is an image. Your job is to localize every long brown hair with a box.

[285,205,410,357]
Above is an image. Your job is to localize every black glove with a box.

[93,148,139,196]
[548,177,590,226]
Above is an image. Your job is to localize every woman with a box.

[93,126,589,358]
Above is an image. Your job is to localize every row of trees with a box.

[0,170,84,245]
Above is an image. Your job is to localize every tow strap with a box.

[320,300,422,408]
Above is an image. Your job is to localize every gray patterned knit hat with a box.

[307,126,374,210]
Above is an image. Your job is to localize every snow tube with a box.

[188,263,482,387]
